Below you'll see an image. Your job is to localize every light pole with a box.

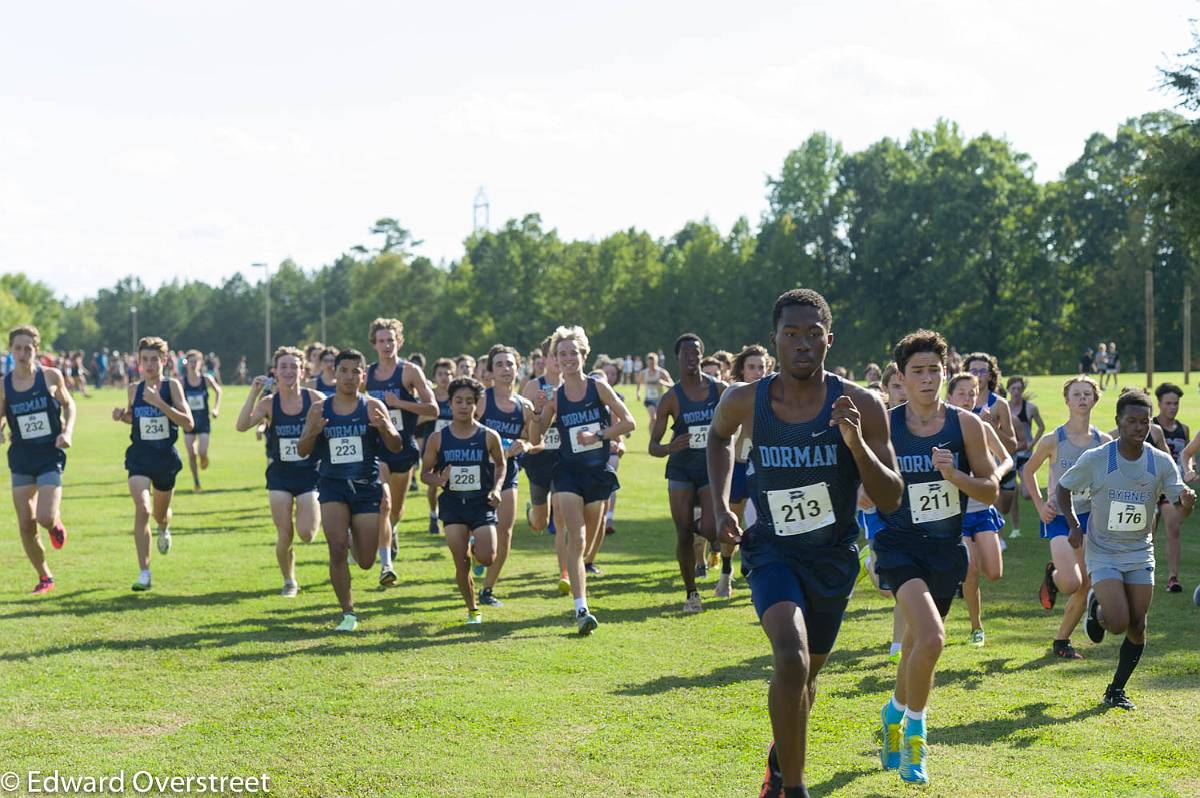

[252,262,270,371]
[130,305,138,354]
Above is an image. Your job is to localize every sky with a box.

[0,0,1196,300]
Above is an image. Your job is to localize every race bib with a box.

[388,409,404,430]
[16,412,51,440]
[738,437,753,462]
[449,465,481,492]
[542,426,561,451]
[767,482,835,536]
[907,480,959,525]
[279,437,303,463]
[688,424,710,449]
[1108,501,1147,533]
[187,393,206,411]
[569,423,602,454]
[434,418,452,433]
[139,415,169,441]
[329,436,363,465]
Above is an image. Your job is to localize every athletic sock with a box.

[721,555,732,574]
[378,547,393,568]
[783,786,809,798]
[889,641,903,657]
[429,512,438,521]
[573,597,587,613]
[885,696,906,724]
[139,568,151,580]
[1111,638,1145,690]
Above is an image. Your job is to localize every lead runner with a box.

[708,288,902,798]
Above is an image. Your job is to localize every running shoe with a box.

[281,581,299,598]
[334,613,358,632]
[1166,575,1182,593]
[683,591,703,614]
[857,546,870,585]
[1039,561,1058,610]
[714,572,732,598]
[1102,686,1135,710]
[1052,639,1083,659]
[759,741,783,798]
[576,608,598,635]
[706,549,719,569]
[131,572,151,592]
[473,562,485,577]
[695,563,709,579]
[389,526,398,560]
[157,526,172,555]
[605,524,615,536]
[428,516,440,536]
[880,703,902,770]
[888,649,902,664]
[899,733,928,785]
[1085,589,1105,644]
[584,562,602,575]
[49,523,66,550]
[1008,527,1021,540]
[970,628,986,647]
[478,587,502,607]
[32,577,54,596]
[557,577,571,596]
[466,609,482,625]
[379,567,397,587]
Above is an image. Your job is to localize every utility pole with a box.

[1145,269,1154,389]
[1184,284,1192,385]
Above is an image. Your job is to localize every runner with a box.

[297,348,405,631]
[235,347,322,595]
[1005,375,1044,540]
[455,355,475,378]
[725,344,772,599]
[181,349,222,493]
[422,376,506,624]
[649,333,727,612]
[708,289,902,798]
[860,361,908,661]
[963,353,1019,540]
[364,318,438,585]
[310,347,339,397]
[636,352,674,431]
[304,342,324,383]
[700,356,722,380]
[522,333,561,546]
[946,372,1013,647]
[475,345,537,607]
[0,325,75,595]
[875,330,997,786]
[113,336,195,591]
[712,350,734,383]
[1059,389,1195,710]
[416,358,454,536]
[1023,375,1110,659]
[596,360,628,543]
[1152,382,1189,592]
[534,325,636,634]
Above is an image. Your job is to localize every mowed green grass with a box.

[0,372,1198,798]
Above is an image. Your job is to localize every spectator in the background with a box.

[1079,347,1094,375]
[208,352,222,385]
[1094,343,1109,388]
[235,356,248,385]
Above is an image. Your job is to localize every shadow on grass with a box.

[614,655,773,695]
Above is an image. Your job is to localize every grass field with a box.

[0,372,1197,797]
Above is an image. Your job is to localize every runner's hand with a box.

[931,447,957,479]
[1037,501,1056,524]
[487,489,501,508]
[829,395,862,448]
[55,431,71,450]
[1068,526,1083,549]
[717,510,743,545]
[666,432,690,454]
[1180,487,1197,511]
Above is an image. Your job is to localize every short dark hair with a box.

[487,344,521,371]
[674,333,703,356]
[432,357,454,376]
[893,330,947,374]
[963,352,1000,394]
[1116,388,1153,418]
[334,349,366,369]
[408,352,426,370]
[772,288,832,330]
[1155,382,1183,401]
[448,376,483,403]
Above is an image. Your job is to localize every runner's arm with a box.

[707,383,753,519]
[842,384,903,513]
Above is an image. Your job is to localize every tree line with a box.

[12,107,1200,377]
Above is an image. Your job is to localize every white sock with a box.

[429,512,438,520]
[905,708,926,721]
[889,642,903,656]
[378,547,392,568]
[891,696,906,714]
[139,569,151,581]
[573,597,587,613]
[605,510,614,524]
